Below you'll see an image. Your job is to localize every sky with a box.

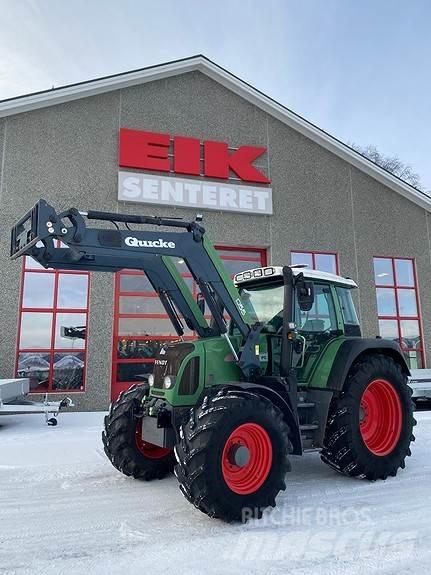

[1,0,430,190]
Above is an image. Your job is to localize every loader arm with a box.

[11,199,261,376]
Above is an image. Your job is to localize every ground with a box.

[1,410,430,575]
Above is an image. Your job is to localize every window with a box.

[293,283,339,383]
[239,284,285,330]
[291,251,338,274]
[295,284,338,332]
[336,287,359,326]
[111,246,267,400]
[373,257,423,368]
[16,255,89,392]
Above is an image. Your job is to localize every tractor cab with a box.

[233,266,360,382]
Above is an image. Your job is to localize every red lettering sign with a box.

[119,129,170,172]
[119,128,270,184]
[203,141,269,183]
[173,135,201,176]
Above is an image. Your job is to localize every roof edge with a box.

[0,55,207,117]
[1,54,429,212]
[195,59,431,212]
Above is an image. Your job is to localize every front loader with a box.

[11,199,416,521]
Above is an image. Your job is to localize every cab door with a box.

[294,283,341,383]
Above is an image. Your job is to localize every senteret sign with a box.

[118,129,272,215]
[118,171,273,215]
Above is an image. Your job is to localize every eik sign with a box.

[117,129,273,215]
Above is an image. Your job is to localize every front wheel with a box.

[102,385,174,480]
[321,354,416,479]
[174,390,291,522]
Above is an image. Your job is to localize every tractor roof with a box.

[234,266,358,289]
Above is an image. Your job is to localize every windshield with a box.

[236,283,285,333]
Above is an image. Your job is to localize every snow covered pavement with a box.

[1,411,430,575]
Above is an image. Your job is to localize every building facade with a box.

[1,56,430,411]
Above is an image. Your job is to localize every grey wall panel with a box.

[120,71,269,147]
[81,272,115,410]
[266,116,357,280]
[0,118,5,193]
[425,212,431,367]
[351,167,431,366]
[1,93,121,409]
[2,92,121,216]
[0,116,22,382]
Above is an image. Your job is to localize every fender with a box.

[220,382,303,455]
[326,338,410,393]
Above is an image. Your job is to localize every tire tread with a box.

[103,385,174,480]
[321,354,415,479]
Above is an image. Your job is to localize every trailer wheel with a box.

[321,354,416,479]
[174,390,291,522]
[102,384,174,480]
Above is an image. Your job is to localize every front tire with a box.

[102,384,175,480]
[174,390,291,522]
[321,354,416,479]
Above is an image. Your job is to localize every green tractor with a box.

[11,200,416,522]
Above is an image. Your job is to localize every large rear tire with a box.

[102,384,175,480]
[321,354,416,479]
[174,390,291,522]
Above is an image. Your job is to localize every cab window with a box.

[336,287,359,326]
[296,284,337,333]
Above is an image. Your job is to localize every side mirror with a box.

[297,279,314,312]
[196,293,206,315]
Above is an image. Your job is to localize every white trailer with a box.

[409,369,431,402]
[0,378,73,425]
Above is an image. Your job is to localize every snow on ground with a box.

[1,411,431,575]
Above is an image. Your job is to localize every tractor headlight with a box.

[148,374,154,387]
[163,375,175,389]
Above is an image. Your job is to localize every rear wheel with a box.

[174,390,291,522]
[102,384,174,480]
[321,354,416,479]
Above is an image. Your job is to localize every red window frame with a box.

[373,256,424,368]
[15,256,90,393]
[111,246,267,399]
[290,250,339,274]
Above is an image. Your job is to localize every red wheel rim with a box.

[135,420,171,459]
[359,379,403,456]
[221,423,273,495]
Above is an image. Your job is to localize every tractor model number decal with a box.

[235,298,247,316]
